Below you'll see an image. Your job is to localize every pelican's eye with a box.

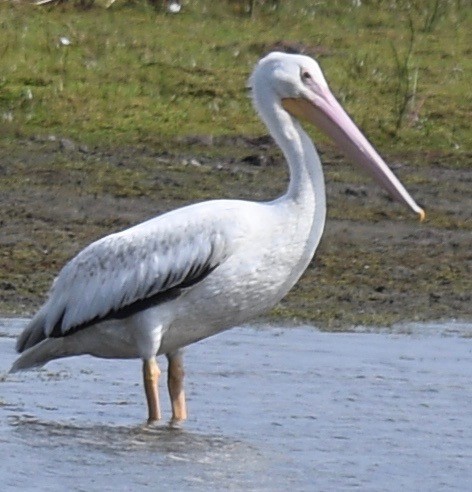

[301,70,312,82]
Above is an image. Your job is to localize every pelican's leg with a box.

[166,351,187,423]
[143,358,161,423]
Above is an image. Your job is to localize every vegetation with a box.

[0,1,470,327]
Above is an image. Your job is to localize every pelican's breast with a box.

[157,198,316,354]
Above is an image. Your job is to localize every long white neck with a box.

[256,95,327,259]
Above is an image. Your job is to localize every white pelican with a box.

[11,52,424,424]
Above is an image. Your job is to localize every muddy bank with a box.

[0,136,470,328]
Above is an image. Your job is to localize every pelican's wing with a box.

[17,213,229,352]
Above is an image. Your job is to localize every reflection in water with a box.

[7,415,268,490]
[9,414,253,457]
[1,318,472,490]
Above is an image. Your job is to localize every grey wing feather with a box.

[16,219,228,352]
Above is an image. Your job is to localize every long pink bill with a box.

[282,86,425,220]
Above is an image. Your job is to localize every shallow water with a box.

[1,318,471,491]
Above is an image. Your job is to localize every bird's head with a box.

[249,52,425,220]
[250,51,329,102]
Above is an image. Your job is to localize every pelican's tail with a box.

[12,308,67,373]
[10,337,66,373]
[16,308,48,353]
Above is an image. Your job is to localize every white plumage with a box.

[11,52,424,424]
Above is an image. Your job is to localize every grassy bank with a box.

[1,1,470,156]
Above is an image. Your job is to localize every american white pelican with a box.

[11,52,424,424]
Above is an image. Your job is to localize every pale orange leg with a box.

[167,351,187,423]
[143,358,161,424]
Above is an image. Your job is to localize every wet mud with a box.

[0,138,470,327]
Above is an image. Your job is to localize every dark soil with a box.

[0,136,470,329]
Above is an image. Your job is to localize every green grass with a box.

[0,0,470,156]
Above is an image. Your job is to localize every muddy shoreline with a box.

[0,136,470,329]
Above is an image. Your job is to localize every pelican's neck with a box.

[262,99,325,210]
[282,119,324,205]
[257,96,327,256]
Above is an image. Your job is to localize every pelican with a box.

[11,52,424,424]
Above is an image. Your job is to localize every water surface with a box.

[1,318,471,491]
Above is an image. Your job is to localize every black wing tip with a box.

[16,323,47,353]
